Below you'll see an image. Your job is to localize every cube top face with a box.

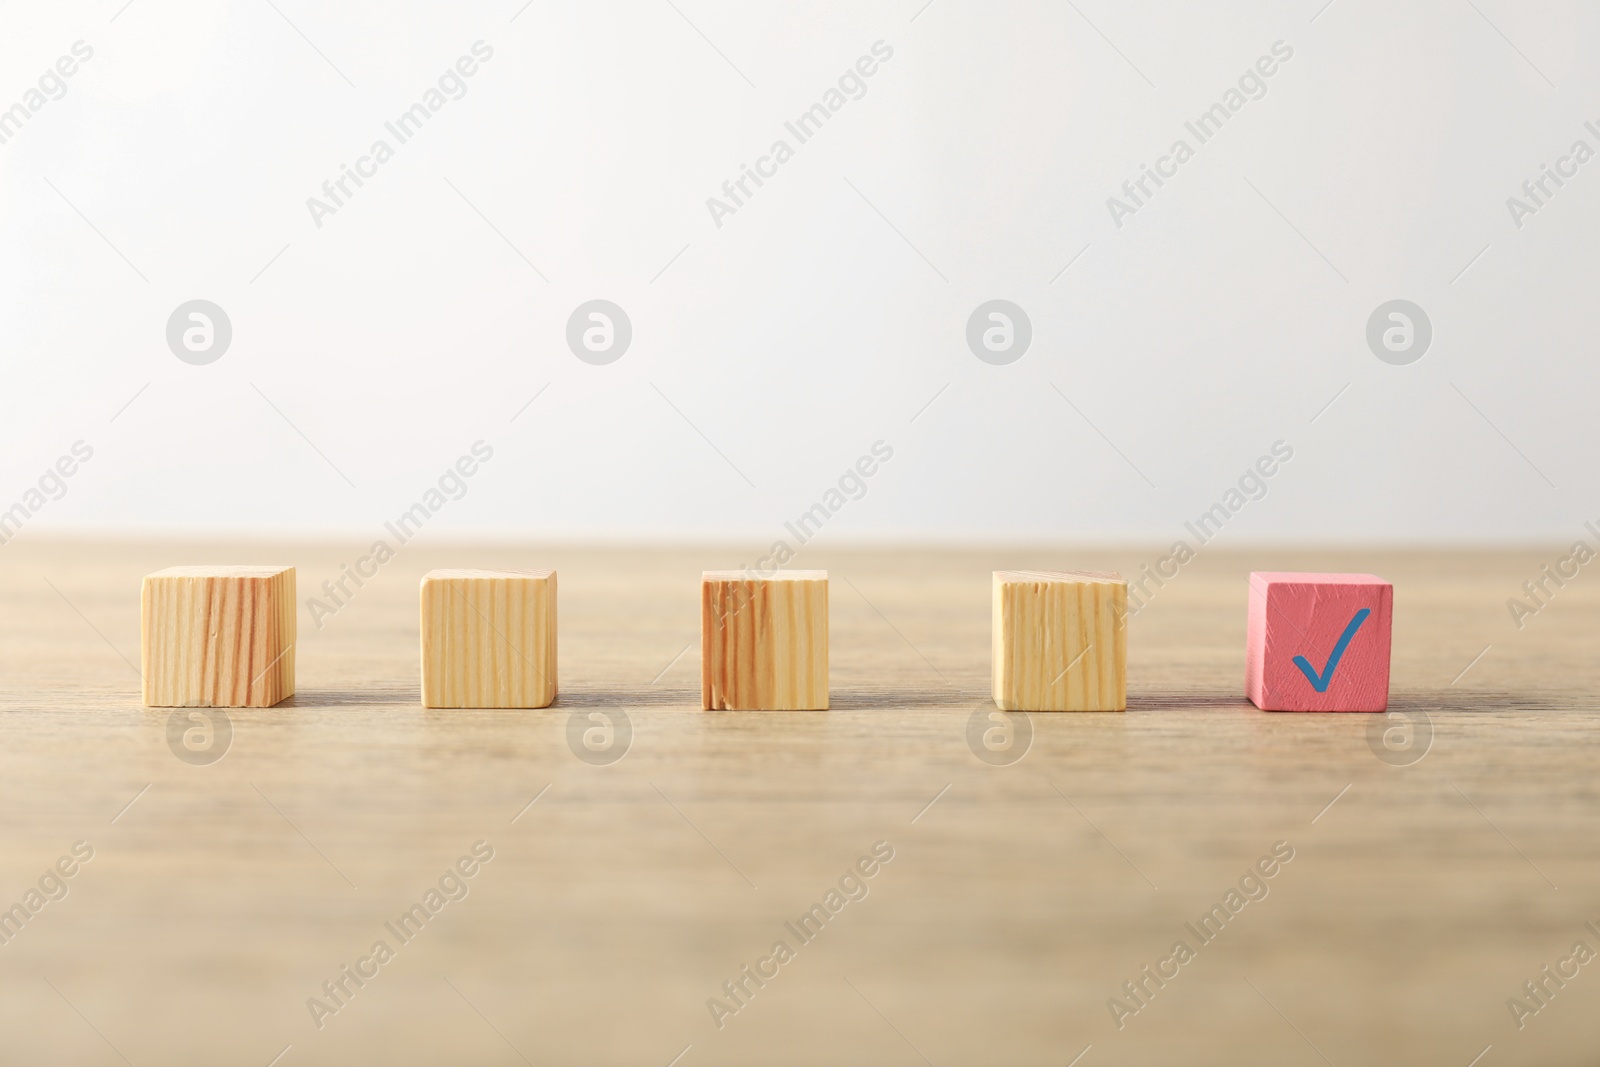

[993,569,1124,587]
[148,564,294,579]
[420,570,557,709]
[141,565,296,708]
[1249,571,1388,588]
[422,568,554,583]
[993,570,1127,712]
[1246,571,1393,712]
[702,572,828,711]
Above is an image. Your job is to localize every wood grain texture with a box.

[140,564,295,707]
[5,542,1600,1065]
[419,569,556,708]
[702,571,827,710]
[993,569,1127,711]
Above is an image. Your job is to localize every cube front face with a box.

[420,570,557,709]
[141,565,296,708]
[701,571,828,710]
[993,570,1127,712]
[1245,572,1392,712]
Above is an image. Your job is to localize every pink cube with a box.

[1245,572,1393,712]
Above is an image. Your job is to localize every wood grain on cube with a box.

[992,570,1126,711]
[702,571,828,710]
[141,565,296,707]
[420,569,556,708]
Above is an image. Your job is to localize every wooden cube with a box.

[141,565,296,707]
[1246,572,1392,712]
[701,571,827,710]
[992,570,1127,711]
[420,569,557,708]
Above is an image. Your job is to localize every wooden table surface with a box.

[1,541,1596,1066]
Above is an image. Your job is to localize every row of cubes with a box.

[139,566,1393,712]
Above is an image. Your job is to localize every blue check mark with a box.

[1292,608,1371,693]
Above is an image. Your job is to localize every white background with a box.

[1,0,1596,547]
